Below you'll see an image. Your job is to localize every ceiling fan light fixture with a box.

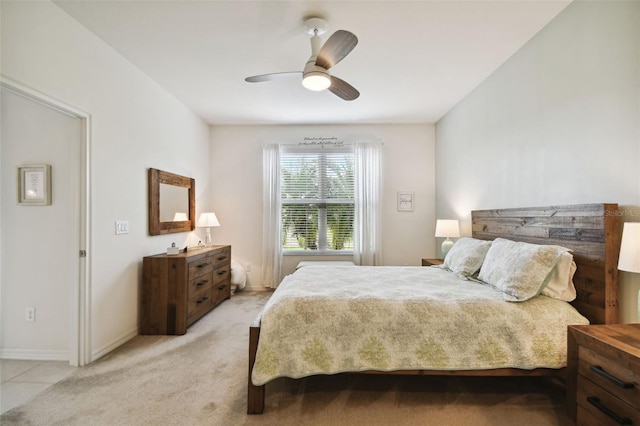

[302,72,331,91]
[245,16,358,100]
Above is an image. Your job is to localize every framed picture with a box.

[397,191,414,212]
[18,165,52,205]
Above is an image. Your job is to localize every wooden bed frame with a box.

[247,203,621,414]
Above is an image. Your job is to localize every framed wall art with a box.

[18,164,52,205]
[397,191,414,212]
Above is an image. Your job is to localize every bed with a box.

[247,203,621,414]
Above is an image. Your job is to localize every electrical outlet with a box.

[245,263,252,272]
[25,307,35,322]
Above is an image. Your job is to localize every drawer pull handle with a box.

[217,285,226,290]
[217,270,228,276]
[586,396,633,425]
[196,296,209,305]
[217,256,228,261]
[197,262,210,268]
[590,365,635,389]
[196,280,209,287]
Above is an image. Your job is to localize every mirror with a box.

[159,184,189,222]
[148,168,195,235]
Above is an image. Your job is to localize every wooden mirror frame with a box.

[148,168,195,235]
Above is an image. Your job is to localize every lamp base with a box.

[205,228,212,247]
[441,238,454,259]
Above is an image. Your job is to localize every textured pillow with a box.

[541,252,577,301]
[478,238,571,302]
[443,237,493,277]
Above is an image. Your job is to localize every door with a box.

[0,81,89,366]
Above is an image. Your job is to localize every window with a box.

[280,147,354,254]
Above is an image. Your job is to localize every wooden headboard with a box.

[471,203,620,324]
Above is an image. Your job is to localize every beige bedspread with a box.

[251,265,589,386]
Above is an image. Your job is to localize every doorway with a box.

[0,78,90,367]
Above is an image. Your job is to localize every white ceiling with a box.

[54,0,571,125]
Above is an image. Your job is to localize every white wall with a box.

[1,1,211,361]
[435,1,640,323]
[208,124,436,289]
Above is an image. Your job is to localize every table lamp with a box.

[197,212,220,246]
[618,222,640,321]
[435,219,460,258]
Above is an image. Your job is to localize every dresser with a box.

[421,258,443,266]
[141,245,231,335]
[567,324,640,425]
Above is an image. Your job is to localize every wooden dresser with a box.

[567,324,640,425]
[141,245,231,335]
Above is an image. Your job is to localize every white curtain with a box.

[262,144,282,288]
[353,142,382,266]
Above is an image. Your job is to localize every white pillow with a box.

[478,238,571,302]
[541,252,577,301]
[442,237,492,277]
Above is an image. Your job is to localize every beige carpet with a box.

[0,291,569,425]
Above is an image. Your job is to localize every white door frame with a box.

[1,76,91,367]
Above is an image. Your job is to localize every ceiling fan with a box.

[245,17,360,101]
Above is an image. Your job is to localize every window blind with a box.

[280,147,354,253]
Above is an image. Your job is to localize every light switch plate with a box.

[115,220,129,235]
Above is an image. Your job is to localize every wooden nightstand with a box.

[567,324,640,425]
[421,258,443,266]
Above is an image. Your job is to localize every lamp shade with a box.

[435,220,460,238]
[197,212,220,228]
[618,222,640,273]
[173,212,188,222]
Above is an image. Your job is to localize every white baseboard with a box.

[91,328,138,362]
[0,348,69,361]
[243,285,272,292]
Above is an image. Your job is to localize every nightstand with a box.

[421,258,443,266]
[567,324,640,425]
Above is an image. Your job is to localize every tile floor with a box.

[0,359,76,415]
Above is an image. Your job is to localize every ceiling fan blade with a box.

[315,30,358,70]
[329,76,359,101]
[245,72,302,83]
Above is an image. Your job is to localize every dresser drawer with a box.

[188,254,215,280]
[577,375,640,425]
[577,404,606,426]
[212,282,230,306]
[578,346,639,408]
[187,273,213,298]
[212,246,231,266]
[187,287,212,322]
[213,264,230,286]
